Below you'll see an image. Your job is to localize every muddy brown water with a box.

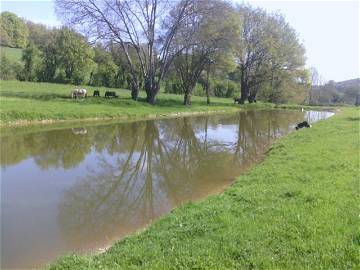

[0,110,333,269]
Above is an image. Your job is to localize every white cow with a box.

[71,88,87,99]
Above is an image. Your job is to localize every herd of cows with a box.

[70,89,118,99]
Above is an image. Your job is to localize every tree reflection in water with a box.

[57,111,306,251]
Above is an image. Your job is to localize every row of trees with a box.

[1,0,309,105]
[55,0,308,105]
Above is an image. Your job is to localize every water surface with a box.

[0,110,333,269]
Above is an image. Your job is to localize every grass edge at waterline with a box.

[48,107,359,269]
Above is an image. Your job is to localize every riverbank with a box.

[48,108,359,269]
[0,80,245,126]
[0,80,336,127]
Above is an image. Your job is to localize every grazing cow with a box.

[71,89,87,99]
[93,90,100,97]
[234,97,241,104]
[105,91,118,98]
[295,121,311,130]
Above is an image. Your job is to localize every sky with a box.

[1,0,359,82]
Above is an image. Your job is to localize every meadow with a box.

[0,80,249,125]
[48,107,359,269]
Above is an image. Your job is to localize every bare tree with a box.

[55,0,193,103]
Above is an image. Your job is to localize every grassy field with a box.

[0,80,259,124]
[47,107,359,269]
[0,46,22,63]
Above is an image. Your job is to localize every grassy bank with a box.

[49,108,359,269]
[0,80,258,125]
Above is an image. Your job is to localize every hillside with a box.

[310,78,360,105]
[0,46,22,63]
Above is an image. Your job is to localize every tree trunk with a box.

[144,77,159,105]
[248,91,257,103]
[206,89,210,105]
[131,83,139,100]
[239,66,248,104]
[205,67,210,105]
[184,92,191,105]
[239,81,248,104]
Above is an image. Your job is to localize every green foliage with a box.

[55,28,94,84]
[0,55,16,80]
[0,12,28,48]
[0,46,22,62]
[91,46,118,87]
[22,42,41,81]
[48,108,359,269]
[26,21,53,49]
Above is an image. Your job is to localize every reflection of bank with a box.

[71,127,88,135]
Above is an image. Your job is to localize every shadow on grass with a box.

[1,91,68,100]
[346,117,360,121]
[1,90,236,109]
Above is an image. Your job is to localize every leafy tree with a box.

[37,32,58,82]
[91,46,118,87]
[26,21,53,49]
[172,0,240,105]
[0,12,28,48]
[55,27,94,84]
[22,42,41,81]
[235,6,306,104]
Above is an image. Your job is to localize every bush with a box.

[214,81,227,97]
[164,79,183,94]
[226,81,238,98]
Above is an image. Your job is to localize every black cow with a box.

[105,91,118,98]
[93,90,100,97]
[234,98,241,104]
[295,121,311,130]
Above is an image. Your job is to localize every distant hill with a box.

[0,46,22,63]
[310,78,360,106]
[335,78,360,92]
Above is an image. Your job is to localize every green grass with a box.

[0,46,22,63]
[0,80,269,124]
[48,107,359,269]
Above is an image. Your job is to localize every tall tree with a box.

[55,27,95,84]
[171,0,239,105]
[55,0,194,103]
[22,42,41,81]
[235,6,306,104]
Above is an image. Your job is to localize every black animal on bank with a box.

[105,91,118,98]
[295,121,311,130]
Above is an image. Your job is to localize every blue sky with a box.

[1,0,359,82]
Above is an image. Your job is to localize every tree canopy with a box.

[0,12,28,48]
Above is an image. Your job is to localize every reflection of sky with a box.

[1,148,98,268]
[196,124,238,150]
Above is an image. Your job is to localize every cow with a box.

[234,97,241,104]
[295,121,311,130]
[105,91,118,98]
[71,89,87,99]
[93,90,100,97]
